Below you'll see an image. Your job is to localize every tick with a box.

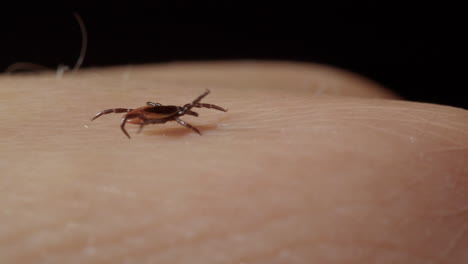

[91,89,227,139]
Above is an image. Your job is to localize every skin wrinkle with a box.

[309,104,463,119]
[218,106,457,175]
[423,146,468,164]
[420,115,459,146]
[322,106,463,128]
[283,102,466,146]
[230,101,465,140]
[336,117,463,146]
[324,119,418,141]
[408,125,465,146]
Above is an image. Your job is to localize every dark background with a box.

[1,5,466,109]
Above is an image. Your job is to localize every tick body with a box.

[91,90,227,139]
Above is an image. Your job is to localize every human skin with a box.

[0,61,467,263]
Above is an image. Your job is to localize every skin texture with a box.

[0,61,467,263]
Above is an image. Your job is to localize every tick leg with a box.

[182,89,210,111]
[137,124,145,134]
[91,108,132,121]
[174,117,201,135]
[190,103,227,112]
[120,118,131,139]
[185,110,199,117]
[120,113,146,139]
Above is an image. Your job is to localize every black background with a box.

[1,4,466,109]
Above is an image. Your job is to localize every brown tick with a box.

[91,90,227,139]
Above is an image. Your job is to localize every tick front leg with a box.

[91,108,133,121]
[185,110,199,117]
[174,117,201,135]
[182,89,210,111]
[190,103,227,112]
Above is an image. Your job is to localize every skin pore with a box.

[0,61,467,263]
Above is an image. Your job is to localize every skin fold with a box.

[0,61,467,263]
